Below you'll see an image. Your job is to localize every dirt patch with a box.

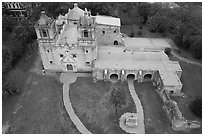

[70,78,136,134]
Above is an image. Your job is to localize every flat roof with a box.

[97,46,170,64]
[94,46,182,86]
[124,37,171,51]
[95,15,121,26]
[159,70,182,86]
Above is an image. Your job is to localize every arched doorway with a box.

[110,74,118,82]
[144,74,152,80]
[114,40,118,45]
[67,64,73,71]
[127,74,135,80]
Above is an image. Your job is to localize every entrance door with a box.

[67,64,73,71]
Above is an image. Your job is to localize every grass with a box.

[133,81,175,134]
[173,48,202,63]
[2,51,79,134]
[171,58,202,134]
[69,77,136,134]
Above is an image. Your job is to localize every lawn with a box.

[133,81,175,134]
[2,52,79,134]
[133,55,202,134]
[170,59,202,134]
[69,77,136,134]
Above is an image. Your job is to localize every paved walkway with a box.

[127,79,145,134]
[60,72,92,134]
[171,51,202,67]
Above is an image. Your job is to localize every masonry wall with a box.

[95,24,123,46]
[39,44,94,72]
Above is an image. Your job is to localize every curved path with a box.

[60,72,92,134]
[127,79,145,134]
[171,51,202,67]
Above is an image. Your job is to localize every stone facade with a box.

[35,3,183,93]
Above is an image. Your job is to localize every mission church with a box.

[35,3,183,95]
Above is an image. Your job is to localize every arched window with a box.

[41,29,48,37]
[84,30,88,37]
[114,40,118,45]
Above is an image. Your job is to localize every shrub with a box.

[2,45,12,78]
[139,26,143,30]
[164,47,171,55]
[189,38,202,59]
[137,31,142,36]
[189,98,202,118]
[129,31,135,37]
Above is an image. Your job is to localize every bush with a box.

[189,38,202,59]
[2,45,12,78]
[189,98,202,118]
[139,26,143,30]
[164,47,171,55]
[137,31,142,36]
[129,31,135,37]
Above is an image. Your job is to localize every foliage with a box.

[79,2,111,16]
[13,16,36,43]
[137,31,142,36]
[2,46,12,78]
[137,2,161,24]
[129,31,135,37]
[189,38,202,59]
[147,14,168,33]
[189,97,202,118]
[2,14,18,33]
[110,86,126,114]
[164,47,171,56]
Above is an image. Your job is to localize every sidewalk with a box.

[127,79,145,134]
[60,72,92,134]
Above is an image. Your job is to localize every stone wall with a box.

[95,24,123,46]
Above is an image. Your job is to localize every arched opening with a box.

[110,74,118,82]
[114,40,118,45]
[144,74,152,80]
[127,74,135,80]
[84,30,88,37]
[67,64,73,71]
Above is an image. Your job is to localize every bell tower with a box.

[78,8,97,67]
[35,11,57,70]
[35,11,56,41]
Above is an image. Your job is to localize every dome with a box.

[56,14,65,25]
[38,11,52,25]
[66,3,84,20]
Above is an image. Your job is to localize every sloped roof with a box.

[66,3,84,20]
[95,15,121,26]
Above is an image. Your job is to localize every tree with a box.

[189,97,202,118]
[164,47,171,56]
[137,3,151,24]
[137,2,161,24]
[189,37,202,59]
[110,87,126,115]
[2,45,12,79]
